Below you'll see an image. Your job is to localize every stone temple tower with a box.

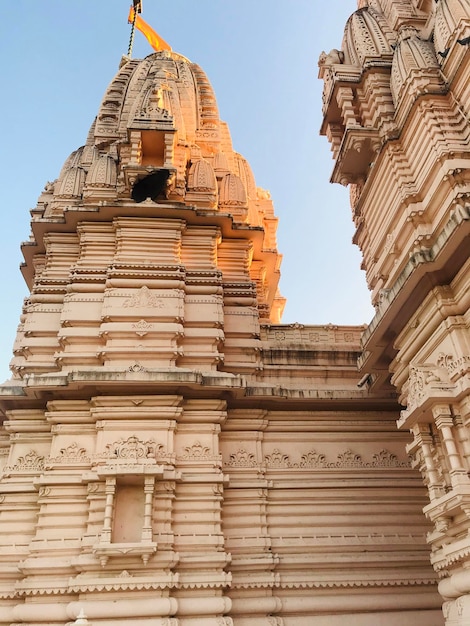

[0,19,450,626]
[320,0,470,624]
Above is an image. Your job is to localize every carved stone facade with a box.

[0,6,456,624]
[320,1,470,624]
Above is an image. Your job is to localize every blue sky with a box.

[0,1,372,381]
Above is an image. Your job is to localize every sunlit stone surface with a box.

[3,0,468,622]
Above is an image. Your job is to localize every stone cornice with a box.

[359,201,470,387]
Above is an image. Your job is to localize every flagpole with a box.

[127,1,143,58]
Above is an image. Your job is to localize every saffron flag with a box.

[128,7,172,52]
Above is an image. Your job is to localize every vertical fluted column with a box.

[414,426,444,500]
[101,477,116,543]
[434,405,468,487]
[141,476,155,542]
[455,415,470,470]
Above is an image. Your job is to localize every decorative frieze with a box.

[94,435,172,469]
[123,285,165,308]
[46,442,90,467]
[261,323,363,346]
[226,449,257,467]
[177,441,222,468]
[224,447,410,470]
[4,450,45,474]
[438,352,470,382]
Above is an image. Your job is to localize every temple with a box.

[0,1,468,624]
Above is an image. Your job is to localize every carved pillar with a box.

[163,132,175,168]
[142,476,155,542]
[414,426,444,500]
[154,480,176,550]
[455,415,470,470]
[434,406,468,487]
[101,477,116,544]
[129,130,142,165]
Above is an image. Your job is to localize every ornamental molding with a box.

[263,325,362,346]
[405,365,446,411]
[10,573,439,597]
[11,583,70,597]
[437,353,455,371]
[128,362,148,373]
[68,572,179,594]
[93,436,172,468]
[23,303,63,313]
[132,319,154,336]
[179,441,210,459]
[138,98,173,123]
[177,579,231,590]
[0,590,17,600]
[177,441,222,466]
[105,436,163,460]
[123,286,164,309]
[46,442,90,467]
[224,448,410,469]
[299,450,328,467]
[333,450,363,468]
[5,450,45,474]
[230,577,438,591]
[276,578,438,590]
[225,449,257,467]
[63,294,103,303]
[15,573,180,597]
[277,532,426,546]
[264,449,290,468]
[432,541,470,572]
[437,352,470,379]
[231,575,280,590]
